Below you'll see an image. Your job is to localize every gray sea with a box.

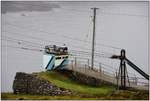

[1,1,149,92]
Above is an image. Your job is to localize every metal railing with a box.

[65,57,149,90]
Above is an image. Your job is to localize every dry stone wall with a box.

[13,70,114,96]
[59,69,113,86]
[13,72,72,96]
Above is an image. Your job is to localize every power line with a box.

[2,38,44,49]
[1,44,121,77]
[2,45,44,52]
[101,11,149,18]
[69,55,90,60]
[2,30,65,45]
[5,22,121,50]
[61,8,90,13]
[70,49,113,57]
[2,31,115,55]
[2,45,122,76]
[70,52,110,59]
[94,60,117,71]
[2,36,113,58]
[2,39,123,77]
[3,30,90,51]
[2,35,44,47]
[129,76,148,80]
[70,51,113,58]
[5,22,89,42]
[2,30,119,55]
[2,34,114,57]
[69,54,117,72]
[69,56,115,74]
[2,30,84,50]
[2,41,112,61]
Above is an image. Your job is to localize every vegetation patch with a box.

[2,90,149,100]
[2,71,149,100]
[37,71,115,95]
[1,93,98,100]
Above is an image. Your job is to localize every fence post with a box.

[71,60,73,70]
[115,71,118,86]
[99,63,101,76]
[75,57,77,68]
[113,73,116,84]
[115,71,118,78]
[99,63,101,72]
[134,74,137,85]
[85,64,86,73]
[87,59,90,69]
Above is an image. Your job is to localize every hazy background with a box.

[1,1,149,92]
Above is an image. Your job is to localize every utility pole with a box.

[91,7,98,70]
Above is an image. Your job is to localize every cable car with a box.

[43,45,69,70]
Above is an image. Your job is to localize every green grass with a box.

[2,71,148,100]
[1,93,99,100]
[37,71,115,95]
[2,90,149,100]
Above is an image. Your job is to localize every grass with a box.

[1,93,99,100]
[1,71,149,100]
[2,90,149,100]
[37,71,116,95]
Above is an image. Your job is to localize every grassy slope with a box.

[37,71,115,95]
[1,71,149,100]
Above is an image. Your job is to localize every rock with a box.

[13,72,72,96]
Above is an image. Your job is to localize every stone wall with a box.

[59,69,113,86]
[13,70,114,96]
[13,72,72,96]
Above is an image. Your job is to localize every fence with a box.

[65,56,149,90]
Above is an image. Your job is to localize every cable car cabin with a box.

[43,45,69,70]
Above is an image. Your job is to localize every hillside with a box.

[37,70,115,95]
[1,70,149,100]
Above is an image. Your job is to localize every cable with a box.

[70,49,113,57]
[3,30,92,51]
[2,45,44,52]
[61,8,90,13]
[2,38,44,49]
[2,35,44,47]
[83,14,92,50]
[2,41,118,76]
[5,22,121,50]
[69,55,90,60]
[2,30,65,45]
[70,52,112,59]
[2,35,114,58]
[69,54,117,72]
[100,11,149,18]
[2,36,113,59]
[3,30,116,56]
[129,76,148,80]
[70,53,110,59]
[94,60,117,71]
